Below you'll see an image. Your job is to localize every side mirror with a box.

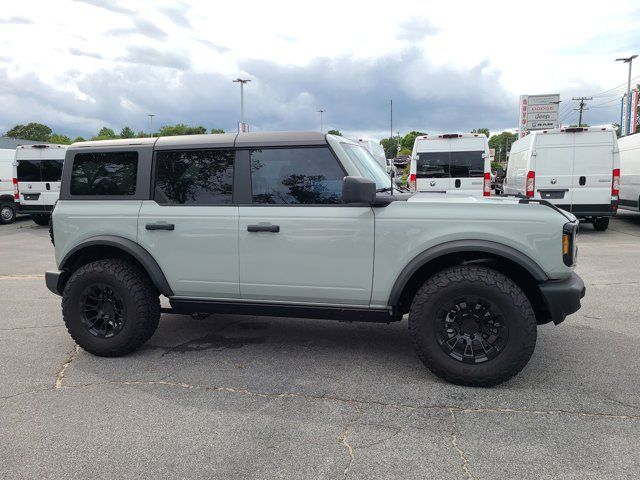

[342,176,376,204]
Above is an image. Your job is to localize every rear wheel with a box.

[0,203,16,225]
[32,214,50,226]
[593,217,609,231]
[408,265,537,387]
[62,259,160,357]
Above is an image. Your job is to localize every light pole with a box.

[317,109,326,133]
[146,114,155,133]
[233,78,251,132]
[616,55,637,136]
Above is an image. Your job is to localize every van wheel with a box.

[62,259,160,357]
[593,217,609,231]
[0,203,16,225]
[408,265,537,387]
[32,214,50,226]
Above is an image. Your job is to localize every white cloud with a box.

[0,0,638,137]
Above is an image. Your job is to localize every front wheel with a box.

[593,217,609,231]
[408,265,537,387]
[0,203,16,225]
[32,214,50,226]
[62,259,160,357]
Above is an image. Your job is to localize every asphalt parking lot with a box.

[1,212,640,479]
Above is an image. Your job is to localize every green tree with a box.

[400,131,427,151]
[488,131,517,162]
[327,129,342,136]
[91,127,118,141]
[120,126,135,138]
[73,136,86,143]
[398,148,412,156]
[157,124,207,136]
[49,133,72,145]
[471,128,490,138]
[210,128,225,134]
[6,122,52,142]
[380,137,398,159]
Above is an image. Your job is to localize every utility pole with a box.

[572,97,592,126]
[233,78,251,132]
[146,114,155,133]
[390,99,393,140]
[616,55,637,136]
[317,109,326,133]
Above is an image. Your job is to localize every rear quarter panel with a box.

[371,200,571,306]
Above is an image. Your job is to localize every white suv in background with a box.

[15,144,67,225]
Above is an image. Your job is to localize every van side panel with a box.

[617,134,640,211]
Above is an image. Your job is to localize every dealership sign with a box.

[519,94,560,137]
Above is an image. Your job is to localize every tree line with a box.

[3,122,226,144]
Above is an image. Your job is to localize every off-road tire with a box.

[0,203,16,225]
[32,214,50,226]
[408,265,537,387]
[62,259,160,357]
[593,217,609,231]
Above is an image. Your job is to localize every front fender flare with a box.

[60,235,174,297]
[387,240,548,307]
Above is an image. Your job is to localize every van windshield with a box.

[341,143,391,190]
[417,151,484,178]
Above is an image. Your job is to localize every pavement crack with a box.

[0,324,63,331]
[341,403,363,479]
[54,344,79,389]
[449,408,473,480]
[56,380,640,421]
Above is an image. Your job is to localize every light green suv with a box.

[46,132,585,386]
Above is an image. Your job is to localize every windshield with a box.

[341,143,391,190]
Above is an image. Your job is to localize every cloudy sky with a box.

[0,0,638,139]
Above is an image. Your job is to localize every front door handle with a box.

[247,224,280,233]
[146,223,175,231]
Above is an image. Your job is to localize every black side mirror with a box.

[342,176,376,204]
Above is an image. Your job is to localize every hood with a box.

[406,192,578,222]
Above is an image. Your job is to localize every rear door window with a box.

[154,149,234,205]
[40,160,64,182]
[70,151,138,196]
[450,151,485,177]
[17,160,41,182]
[416,152,450,178]
[250,147,344,204]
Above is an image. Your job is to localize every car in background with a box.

[0,148,17,224]
[15,144,67,225]
[493,167,506,195]
[618,133,640,212]
[408,133,491,196]
[393,155,411,170]
[504,126,619,231]
[355,138,396,176]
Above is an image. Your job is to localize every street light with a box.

[233,78,251,132]
[317,109,326,133]
[146,114,155,133]
[615,55,638,136]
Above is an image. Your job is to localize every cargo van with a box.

[504,127,619,230]
[408,133,491,196]
[618,133,640,212]
[0,149,17,224]
[15,144,67,225]
[355,138,396,176]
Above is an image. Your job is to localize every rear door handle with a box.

[247,224,280,233]
[146,223,175,231]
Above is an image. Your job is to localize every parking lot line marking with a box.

[0,274,45,280]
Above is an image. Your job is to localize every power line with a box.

[572,97,592,126]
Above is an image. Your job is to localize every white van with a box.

[618,133,640,211]
[504,127,619,230]
[408,133,491,196]
[355,138,395,176]
[0,149,18,224]
[15,144,67,225]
